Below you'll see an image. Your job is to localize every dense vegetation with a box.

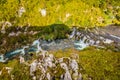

[0,0,120,28]
[35,24,70,40]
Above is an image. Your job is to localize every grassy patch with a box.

[0,47,120,79]
[0,0,120,27]
[51,47,120,80]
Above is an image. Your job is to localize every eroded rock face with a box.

[29,51,82,80]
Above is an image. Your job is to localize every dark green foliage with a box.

[0,0,7,4]
[36,24,70,40]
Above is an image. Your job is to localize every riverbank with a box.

[0,24,120,54]
[0,24,120,80]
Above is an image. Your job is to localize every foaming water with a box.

[1,26,120,62]
[74,40,89,50]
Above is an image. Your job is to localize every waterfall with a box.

[0,26,120,63]
[0,55,7,62]
[69,27,76,39]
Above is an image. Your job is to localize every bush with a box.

[36,24,70,40]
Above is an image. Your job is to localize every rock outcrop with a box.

[29,51,81,80]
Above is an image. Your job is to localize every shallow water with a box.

[0,25,120,62]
